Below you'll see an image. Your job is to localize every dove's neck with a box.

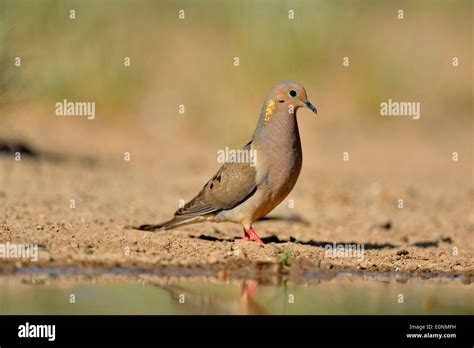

[252,106,301,156]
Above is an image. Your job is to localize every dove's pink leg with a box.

[239,228,250,241]
[245,227,263,244]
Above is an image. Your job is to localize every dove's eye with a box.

[289,90,297,97]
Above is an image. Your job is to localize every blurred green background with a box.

[0,0,471,145]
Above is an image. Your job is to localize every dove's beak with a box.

[304,100,317,114]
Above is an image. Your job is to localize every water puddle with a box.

[0,267,472,315]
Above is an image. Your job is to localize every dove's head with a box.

[269,82,317,115]
[254,82,316,140]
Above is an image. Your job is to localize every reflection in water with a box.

[159,280,266,314]
[0,270,472,315]
[239,280,265,315]
[150,275,472,315]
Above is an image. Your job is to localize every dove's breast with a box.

[251,125,303,220]
[216,119,302,226]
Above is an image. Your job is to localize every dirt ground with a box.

[0,109,472,279]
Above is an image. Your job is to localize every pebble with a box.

[397,249,409,256]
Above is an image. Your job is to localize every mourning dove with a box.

[135,82,317,244]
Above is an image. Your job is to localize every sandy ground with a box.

[0,111,472,279]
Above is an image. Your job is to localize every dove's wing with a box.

[174,141,257,218]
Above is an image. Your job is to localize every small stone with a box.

[397,249,409,256]
[441,236,453,244]
[378,220,392,230]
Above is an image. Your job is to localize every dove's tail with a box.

[129,216,202,232]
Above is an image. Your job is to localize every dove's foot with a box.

[244,227,264,245]
[235,233,250,242]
